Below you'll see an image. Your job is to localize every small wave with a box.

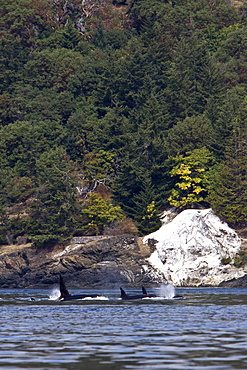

[81,296,109,300]
[149,296,166,300]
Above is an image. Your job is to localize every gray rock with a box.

[143,209,246,286]
[0,235,154,288]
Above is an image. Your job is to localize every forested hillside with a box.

[1,0,247,247]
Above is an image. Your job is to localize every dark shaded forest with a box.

[1,0,247,247]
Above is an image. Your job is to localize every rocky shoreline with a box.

[0,232,246,289]
[0,234,157,289]
[0,209,246,289]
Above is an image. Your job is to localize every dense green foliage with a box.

[1,0,247,245]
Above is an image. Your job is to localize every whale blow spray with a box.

[49,288,60,300]
[159,283,175,299]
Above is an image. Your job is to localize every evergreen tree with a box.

[216,27,247,89]
[132,176,161,235]
[212,86,247,159]
[166,114,215,157]
[26,148,80,247]
[166,35,222,119]
[209,106,247,228]
[0,169,12,245]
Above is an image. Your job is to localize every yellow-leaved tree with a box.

[168,147,216,209]
[81,193,123,235]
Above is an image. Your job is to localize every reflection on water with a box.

[0,288,246,369]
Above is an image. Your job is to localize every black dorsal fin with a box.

[142,287,147,295]
[59,274,71,299]
[120,287,128,298]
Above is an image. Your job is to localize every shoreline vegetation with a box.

[1,0,247,284]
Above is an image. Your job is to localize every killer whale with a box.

[120,286,184,300]
[171,293,184,299]
[58,274,100,301]
[120,287,155,300]
[143,286,184,300]
[58,276,184,301]
[142,287,155,297]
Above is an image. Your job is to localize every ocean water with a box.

[0,286,246,369]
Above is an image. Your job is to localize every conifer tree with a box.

[25,148,80,247]
[209,124,247,228]
[212,86,247,159]
[132,176,161,235]
[166,114,215,157]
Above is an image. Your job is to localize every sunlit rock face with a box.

[143,209,245,286]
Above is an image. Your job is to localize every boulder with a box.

[143,208,246,286]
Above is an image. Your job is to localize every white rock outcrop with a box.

[143,208,246,286]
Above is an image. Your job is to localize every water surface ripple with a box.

[0,288,246,369]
